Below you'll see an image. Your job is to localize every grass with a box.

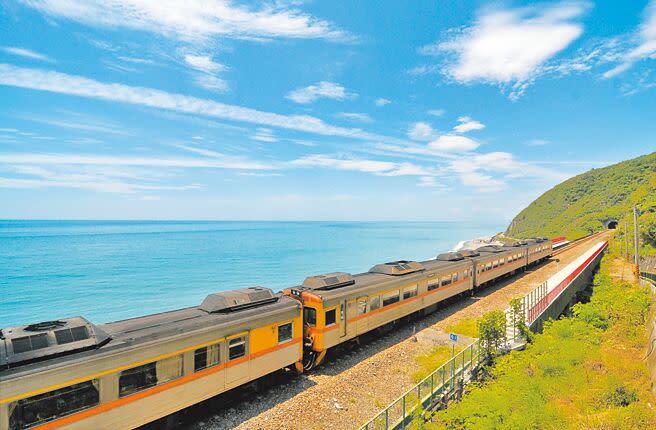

[427,252,655,429]
[412,345,463,383]
[444,318,478,338]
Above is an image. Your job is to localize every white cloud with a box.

[252,128,277,142]
[286,81,355,104]
[423,2,588,99]
[184,54,225,73]
[429,135,479,152]
[449,151,567,191]
[407,64,441,76]
[194,74,229,92]
[374,98,391,106]
[428,109,445,117]
[183,54,228,92]
[2,164,201,194]
[0,64,382,140]
[173,143,226,158]
[0,153,274,170]
[117,56,154,64]
[453,116,485,133]
[20,0,348,42]
[603,1,656,78]
[16,111,134,136]
[291,155,431,177]
[2,46,52,62]
[408,122,438,141]
[417,176,441,188]
[526,139,550,146]
[290,139,317,147]
[335,112,373,123]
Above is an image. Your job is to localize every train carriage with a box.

[0,288,302,430]
[526,238,553,265]
[472,244,528,287]
[287,257,474,368]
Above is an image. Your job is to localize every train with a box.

[0,237,553,430]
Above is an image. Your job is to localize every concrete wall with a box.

[529,248,605,333]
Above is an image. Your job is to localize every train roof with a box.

[294,257,472,300]
[1,289,299,377]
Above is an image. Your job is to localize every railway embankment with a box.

[426,250,656,429]
[185,235,607,430]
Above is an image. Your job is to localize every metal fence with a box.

[641,271,656,287]
[505,281,547,343]
[359,341,483,430]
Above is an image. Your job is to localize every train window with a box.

[325,309,337,326]
[119,355,182,397]
[369,296,380,311]
[500,258,505,265]
[452,273,458,283]
[9,380,99,430]
[358,298,367,315]
[486,262,492,271]
[492,260,499,268]
[427,279,440,291]
[403,285,418,299]
[194,343,221,372]
[229,336,247,360]
[304,307,317,327]
[278,322,293,344]
[463,270,468,279]
[382,291,400,307]
[441,276,452,287]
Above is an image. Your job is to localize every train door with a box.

[226,332,250,387]
[340,301,347,337]
[356,296,368,335]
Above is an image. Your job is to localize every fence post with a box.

[451,354,455,395]
[442,365,445,392]
[385,408,389,430]
[402,395,406,429]
[430,371,434,402]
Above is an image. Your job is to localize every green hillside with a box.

[505,152,656,254]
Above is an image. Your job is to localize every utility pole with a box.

[625,220,630,263]
[633,206,640,273]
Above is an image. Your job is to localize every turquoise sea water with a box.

[0,220,502,328]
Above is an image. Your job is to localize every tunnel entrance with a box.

[606,220,618,229]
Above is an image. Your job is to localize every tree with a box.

[478,310,507,358]
[508,297,530,342]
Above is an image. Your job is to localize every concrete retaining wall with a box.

[529,241,607,333]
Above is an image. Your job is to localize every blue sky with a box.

[0,0,654,222]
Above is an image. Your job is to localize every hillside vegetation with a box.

[506,152,656,255]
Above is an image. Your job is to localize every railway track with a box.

[553,230,608,256]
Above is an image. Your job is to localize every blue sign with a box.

[449,333,457,342]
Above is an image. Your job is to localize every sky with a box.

[0,0,655,222]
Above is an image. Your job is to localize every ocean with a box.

[0,220,502,328]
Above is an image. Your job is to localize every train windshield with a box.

[303,307,316,327]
